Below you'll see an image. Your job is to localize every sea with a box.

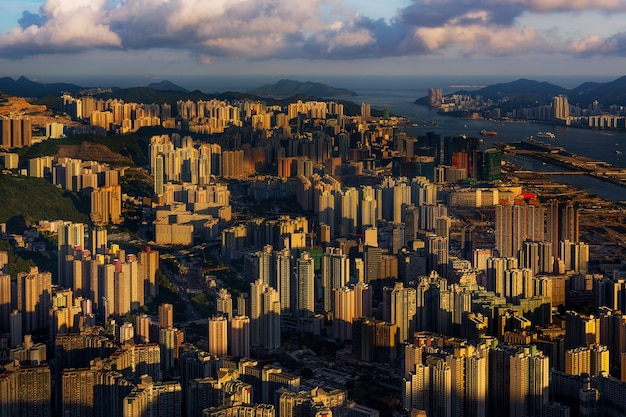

[96,73,626,199]
[174,74,626,167]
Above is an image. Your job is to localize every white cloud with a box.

[0,0,120,56]
[0,0,625,61]
[417,23,538,55]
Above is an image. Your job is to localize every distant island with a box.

[246,79,357,98]
[415,76,626,109]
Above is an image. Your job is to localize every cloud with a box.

[569,32,626,56]
[0,0,121,57]
[1,0,625,61]
[508,0,626,13]
[417,23,538,55]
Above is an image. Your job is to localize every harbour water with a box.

[323,75,626,170]
[185,74,626,172]
[504,154,626,202]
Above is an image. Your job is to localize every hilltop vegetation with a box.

[246,79,357,97]
[16,132,154,167]
[0,174,90,232]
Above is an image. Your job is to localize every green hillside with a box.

[0,174,90,232]
[246,79,357,97]
[17,132,153,167]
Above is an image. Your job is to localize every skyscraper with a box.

[509,347,550,417]
[402,363,430,411]
[260,287,281,350]
[0,273,10,332]
[322,247,350,312]
[495,202,545,258]
[58,222,86,287]
[160,327,178,376]
[427,236,449,277]
[250,279,281,350]
[383,282,416,344]
[553,95,570,124]
[208,316,228,357]
[353,282,373,318]
[275,248,292,315]
[432,360,452,417]
[486,257,518,297]
[0,362,51,417]
[333,287,355,341]
[250,278,267,346]
[547,200,580,261]
[216,288,233,321]
[159,303,174,329]
[17,267,52,334]
[230,315,251,358]
[296,252,315,318]
[251,245,274,287]
[428,88,443,108]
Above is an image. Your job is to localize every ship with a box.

[536,131,556,139]
[479,129,498,136]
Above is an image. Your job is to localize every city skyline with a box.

[1,0,626,83]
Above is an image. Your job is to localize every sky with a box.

[1,0,626,85]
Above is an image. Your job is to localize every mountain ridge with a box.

[0,76,83,98]
[246,79,357,98]
[145,80,189,93]
[415,76,626,108]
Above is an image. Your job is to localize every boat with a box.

[616,150,623,155]
[536,131,556,139]
[479,130,498,136]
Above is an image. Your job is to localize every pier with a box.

[503,142,626,191]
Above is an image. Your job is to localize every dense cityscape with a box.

[0,73,625,417]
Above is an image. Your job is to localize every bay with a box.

[504,154,626,202]
[183,74,626,170]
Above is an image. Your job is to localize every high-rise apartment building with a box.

[486,257,518,297]
[0,116,32,149]
[58,222,86,287]
[296,252,315,318]
[250,279,281,350]
[427,236,449,277]
[495,202,545,258]
[564,344,609,377]
[0,362,51,417]
[333,287,355,342]
[208,316,228,357]
[274,248,292,315]
[547,199,580,256]
[17,267,52,334]
[159,303,174,329]
[383,282,417,344]
[138,247,160,302]
[509,347,550,417]
[230,315,251,358]
[322,247,350,312]
[553,95,570,124]
[90,184,123,225]
[216,288,233,321]
[0,273,10,332]
[428,88,443,108]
